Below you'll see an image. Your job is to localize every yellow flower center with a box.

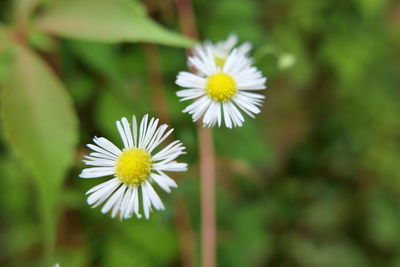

[115,148,152,186]
[214,56,226,68]
[206,73,237,102]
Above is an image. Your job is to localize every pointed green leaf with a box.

[35,0,195,47]
[1,45,78,259]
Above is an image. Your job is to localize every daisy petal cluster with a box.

[79,115,187,220]
[192,33,253,69]
[176,36,267,128]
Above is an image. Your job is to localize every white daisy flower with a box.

[192,33,253,69]
[79,115,187,220]
[176,48,267,128]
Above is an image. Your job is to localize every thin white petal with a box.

[133,187,141,218]
[116,120,129,148]
[119,186,133,220]
[86,178,119,196]
[144,181,165,210]
[132,115,138,147]
[138,114,149,148]
[87,144,117,160]
[155,162,188,172]
[87,180,121,207]
[93,137,122,156]
[79,167,115,178]
[101,184,126,215]
[111,185,126,218]
[176,72,207,88]
[141,185,151,219]
[151,173,178,193]
[122,117,134,148]
[222,103,232,128]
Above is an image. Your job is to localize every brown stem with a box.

[174,0,199,40]
[174,0,217,267]
[143,44,170,123]
[198,127,216,267]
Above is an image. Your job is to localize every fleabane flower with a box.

[79,115,187,220]
[192,33,252,69]
[176,48,267,128]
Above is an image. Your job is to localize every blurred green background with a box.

[1,0,400,266]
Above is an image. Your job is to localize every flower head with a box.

[79,115,187,220]
[192,33,252,69]
[176,47,267,128]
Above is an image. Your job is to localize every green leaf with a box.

[35,0,195,47]
[1,45,78,261]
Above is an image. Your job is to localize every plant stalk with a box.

[174,0,217,266]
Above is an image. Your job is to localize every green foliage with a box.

[0,0,194,264]
[36,0,195,47]
[2,45,79,262]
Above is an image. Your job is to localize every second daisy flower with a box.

[176,46,267,128]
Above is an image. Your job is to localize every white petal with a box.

[79,167,115,178]
[152,140,185,161]
[182,96,208,115]
[216,103,222,127]
[191,98,213,122]
[119,186,133,220]
[176,72,207,88]
[122,117,134,148]
[222,103,232,128]
[122,186,135,218]
[86,178,119,196]
[148,127,174,153]
[111,185,126,218]
[237,78,267,90]
[133,187,141,218]
[151,173,178,193]
[147,124,169,153]
[155,161,188,172]
[233,95,262,116]
[93,137,122,156]
[143,181,165,211]
[116,120,129,148]
[138,114,149,148]
[101,184,126,215]
[141,185,151,219]
[176,89,206,101]
[222,49,239,74]
[87,179,121,207]
[132,115,138,147]
[188,56,212,76]
[87,144,117,160]
[203,101,219,127]
[142,118,159,149]
[237,41,252,56]
[83,158,115,167]
[225,102,242,127]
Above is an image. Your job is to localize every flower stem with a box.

[198,127,216,267]
[174,0,217,266]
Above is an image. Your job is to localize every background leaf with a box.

[35,0,195,47]
[1,45,78,261]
